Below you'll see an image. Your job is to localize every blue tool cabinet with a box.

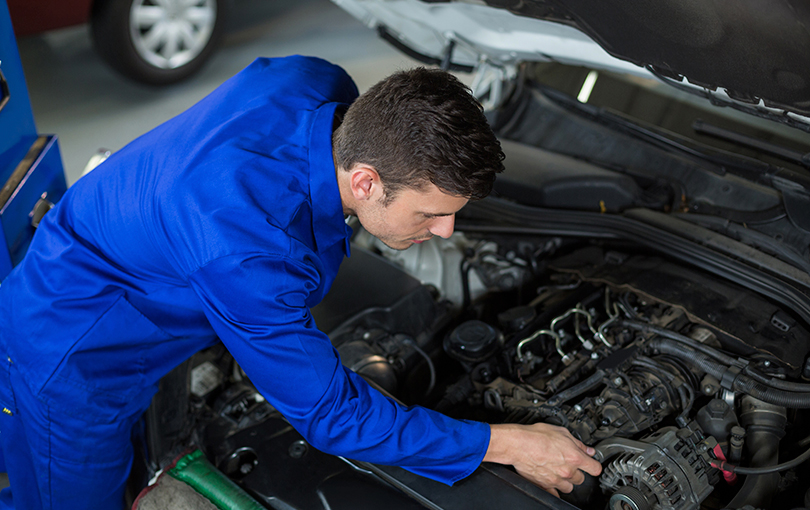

[0,0,67,279]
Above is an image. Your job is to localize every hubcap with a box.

[129,0,217,70]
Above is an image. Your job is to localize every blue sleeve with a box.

[187,253,491,485]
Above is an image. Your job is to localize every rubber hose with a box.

[649,340,810,408]
[649,340,726,380]
[743,367,810,393]
[732,377,810,408]
[545,370,605,407]
[622,320,737,365]
[629,320,810,393]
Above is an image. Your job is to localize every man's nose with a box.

[429,215,455,239]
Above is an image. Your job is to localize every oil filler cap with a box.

[444,320,500,363]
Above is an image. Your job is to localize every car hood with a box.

[333,0,810,119]
[484,0,810,115]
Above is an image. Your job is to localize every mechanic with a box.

[0,55,601,509]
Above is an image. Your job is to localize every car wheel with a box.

[90,0,225,85]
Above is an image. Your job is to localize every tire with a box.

[90,0,225,86]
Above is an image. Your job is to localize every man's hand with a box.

[483,423,602,497]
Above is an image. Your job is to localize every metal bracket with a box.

[720,364,743,391]
[470,60,518,111]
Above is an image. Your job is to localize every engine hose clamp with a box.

[720,364,743,391]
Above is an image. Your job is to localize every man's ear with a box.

[349,164,381,202]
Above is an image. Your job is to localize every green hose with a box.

[168,449,265,510]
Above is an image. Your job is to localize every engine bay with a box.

[128,189,810,510]
[138,216,810,510]
[316,224,810,510]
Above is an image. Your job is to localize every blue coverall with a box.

[0,56,490,509]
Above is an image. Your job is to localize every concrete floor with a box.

[17,0,424,185]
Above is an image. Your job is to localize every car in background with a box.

[7,0,225,85]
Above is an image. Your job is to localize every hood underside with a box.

[335,0,810,118]
[483,0,810,115]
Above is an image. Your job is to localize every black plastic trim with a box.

[345,460,578,510]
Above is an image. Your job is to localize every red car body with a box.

[7,0,93,37]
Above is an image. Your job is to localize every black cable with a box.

[631,356,676,379]
[713,444,810,475]
[460,258,472,312]
[632,355,696,425]
[617,294,641,320]
[616,371,638,397]
[678,383,695,427]
[402,338,436,397]
[657,354,702,392]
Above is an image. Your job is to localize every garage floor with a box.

[17,0,425,185]
[3,0,432,496]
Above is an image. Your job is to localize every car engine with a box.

[316,221,810,510]
[137,214,810,510]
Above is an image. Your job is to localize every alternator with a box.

[595,424,719,510]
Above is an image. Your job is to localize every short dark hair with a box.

[333,67,505,205]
